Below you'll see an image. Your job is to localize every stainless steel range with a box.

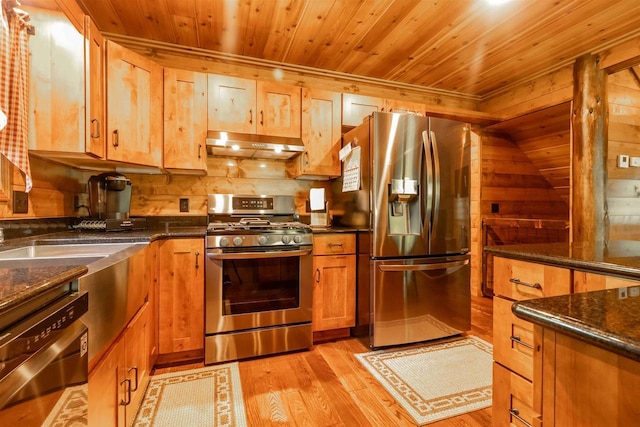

[204,194,313,364]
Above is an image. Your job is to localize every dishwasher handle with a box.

[207,248,312,260]
[378,259,468,272]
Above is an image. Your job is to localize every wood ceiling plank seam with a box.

[241,0,278,58]
[262,0,308,62]
[427,1,597,93]
[444,1,640,94]
[347,0,453,79]
[107,0,157,41]
[308,0,385,70]
[282,1,334,65]
[400,0,578,90]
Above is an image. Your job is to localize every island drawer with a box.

[493,257,571,300]
[493,296,534,381]
[313,233,356,255]
[493,362,537,427]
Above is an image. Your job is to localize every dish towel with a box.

[0,3,32,192]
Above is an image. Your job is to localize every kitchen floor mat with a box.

[133,362,247,427]
[355,335,493,425]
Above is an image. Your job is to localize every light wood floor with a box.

[153,295,493,426]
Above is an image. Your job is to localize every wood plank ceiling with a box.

[70,0,640,99]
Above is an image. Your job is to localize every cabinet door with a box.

[124,303,151,427]
[106,41,163,167]
[257,81,301,138]
[158,239,205,354]
[85,16,105,158]
[164,68,207,172]
[312,254,356,331]
[88,336,126,427]
[27,7,85,153]
[295,88,341,178]
[207,75,256,133]
[574,270,639,293]
[342,93,385,127]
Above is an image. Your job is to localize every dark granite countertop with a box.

[0,226,206,320]
[513,288,640,362]
[485,240,640,279]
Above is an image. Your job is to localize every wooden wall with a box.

[607,68,640,240]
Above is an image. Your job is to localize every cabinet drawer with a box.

[313,234,356,255]
[493,362,538,427]
[494,257,571,300]
[494,296,534,380]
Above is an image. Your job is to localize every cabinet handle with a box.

[198,143,202,159]
[260,110,264,126]
[510,335,533,350]
[509,278,541,289]
[249,109,253,125]
[128,366,139,391]
[90,118,100,138]
[509,408,532,427]
[303,152,309,167]
[120,377,131,406]
[315,268,320,283]
[112,129,119,147]
[328,243,343,247]
[195,251,200,268]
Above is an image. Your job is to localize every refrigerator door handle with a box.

[378,259,469,272]
[430,130,441,236]
[421,130,433,235]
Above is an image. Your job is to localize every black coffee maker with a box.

[88,172,132,219]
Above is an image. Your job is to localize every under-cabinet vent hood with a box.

[206,131,305,160]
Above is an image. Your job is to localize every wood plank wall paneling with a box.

[0,156,86,219]
[480,133,569,220]
[127,156,317,217]
[607,69,640,239]
[470,131,482,297]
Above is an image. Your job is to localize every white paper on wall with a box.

[342,146,361,192]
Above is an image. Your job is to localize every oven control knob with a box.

[281,235,291,244]
[258,235,268,245]
[293,235,302,244]
[219,237,229,247]
[233,237,243,246]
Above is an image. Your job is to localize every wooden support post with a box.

[571,54,608,243]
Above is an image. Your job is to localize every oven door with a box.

[205,247,313,334]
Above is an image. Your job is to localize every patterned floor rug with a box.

[133,363,247,427]
[355,335,493,425]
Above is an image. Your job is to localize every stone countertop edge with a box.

[0,265,88,314]
[512,292,640,363]
[484,243,640,280]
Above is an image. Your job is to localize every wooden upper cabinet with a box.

[164,68,207,173]
[27,7,85,154]
[207,74,301,138]
[85,16,105,158]
[342,93,385,127]
[106,40,163,167]
[385,99,426,115]
[289,88,341,179]
[207,75,256,134]
[257,81,301,138]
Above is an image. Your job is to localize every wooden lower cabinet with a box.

[573,270,638,292]
[88,302,151,427]
[157,238,205,360]
[493,362,537,427]
[312,233,356,334]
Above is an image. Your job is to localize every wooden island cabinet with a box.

[312,233,357,340]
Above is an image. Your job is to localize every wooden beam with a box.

[571,54,608,243]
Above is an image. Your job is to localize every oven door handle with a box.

[0,321,87,409]
[207,248,312,260]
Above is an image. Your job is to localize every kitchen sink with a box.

[0,243,135,260]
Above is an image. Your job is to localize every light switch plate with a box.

[12,190,28,214]
[179,198,189,212]
[618,154,630,168]
[631,157,640,167]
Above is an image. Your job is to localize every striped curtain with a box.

[0,1,32,192]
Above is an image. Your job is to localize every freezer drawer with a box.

[370,255,470,348]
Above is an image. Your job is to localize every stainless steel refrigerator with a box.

[336,112,471,348]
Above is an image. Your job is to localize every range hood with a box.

[206,131,305,160]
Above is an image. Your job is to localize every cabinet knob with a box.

[509,277,541,289]
[260,110,264,126]
[120,377,131,406]
[315,268,320,283]
[195,251,200,268]
[112,129,119,147]
[128,366,139,391]
[90,118,100,138]
[249,109,253,125]
[198,143,202,159]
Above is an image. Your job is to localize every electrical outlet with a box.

[12,191,28,214]
[179,198,189,212]
[631,157,640,167]
[618,154,630,168]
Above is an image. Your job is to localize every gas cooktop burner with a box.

[207,219,311,234]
